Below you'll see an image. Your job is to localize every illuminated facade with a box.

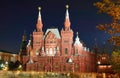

[0,50,18,62]
[19,5,96,73]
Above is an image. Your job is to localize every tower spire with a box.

[93,38,99,54]
[22,30,27,41]
[102,42,107,54]
[36,7,43,32]
[64,5,71,31]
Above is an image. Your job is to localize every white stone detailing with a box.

[45,47,57,56]
[66,9,69,19]
[29,57,33,64]
[49,48,53,55]
[42,46,44,52]
[41,46,45,56]
[68,58,73,63]
[54,48,56,55]
[57,46,59,51]
[46,48,48,55]
[87,48,90,52]
[74,32,82,47]
[27,40,31,47]
[36,49,39,55]
[84,47,87,51]
[38,7,42,21]
[44,28,61,39]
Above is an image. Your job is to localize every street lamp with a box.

[5,61,8,65]
[18,64,22,71]
[97,61,101,65]
[18,65,22,69]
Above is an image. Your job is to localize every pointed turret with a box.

[64,5,71,31]
[20,31,27,53]
[74,32,82,47]
[19,31,27,64]
[93,38,99,54]
[102,42,107,54]
[36,7,43,32]
[27,34,33,55]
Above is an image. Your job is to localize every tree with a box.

[8,61,15,70]
[14,60,21,68]
[111,49,120,73]
[94,0,120,46]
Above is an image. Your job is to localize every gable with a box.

[44,28,61,39]
[45,31,56,40]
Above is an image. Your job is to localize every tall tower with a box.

[64,5,71,31]
[36,7,43,32]
[61,5,73,56]
[32,7,44,56]
[19,31,27,63]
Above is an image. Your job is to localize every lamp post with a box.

[97,61,101,78]
[18,64,22,71]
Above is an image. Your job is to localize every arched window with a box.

[75,64,79,69]
[63,65,66,71]
[11,57,15,62]
[49,48,53,55]
[46,48,48,55]
[65,48,68,54]
[55,62,59,70]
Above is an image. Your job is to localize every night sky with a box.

[0,0,112,54]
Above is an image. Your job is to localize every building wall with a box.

[0,51,18,62]
[19,6,96,73]
[23,48,96,73]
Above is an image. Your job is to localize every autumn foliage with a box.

[94,0,120,46]
[111,50,120,73]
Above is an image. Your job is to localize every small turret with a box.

[74,32,82,47]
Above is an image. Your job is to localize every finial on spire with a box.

[66,5,69,9]
[38,7,41,11]
[94,38,96,42]
[38,6,41,18]
[76,32,78,36]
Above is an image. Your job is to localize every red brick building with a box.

[19,5,96,73]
